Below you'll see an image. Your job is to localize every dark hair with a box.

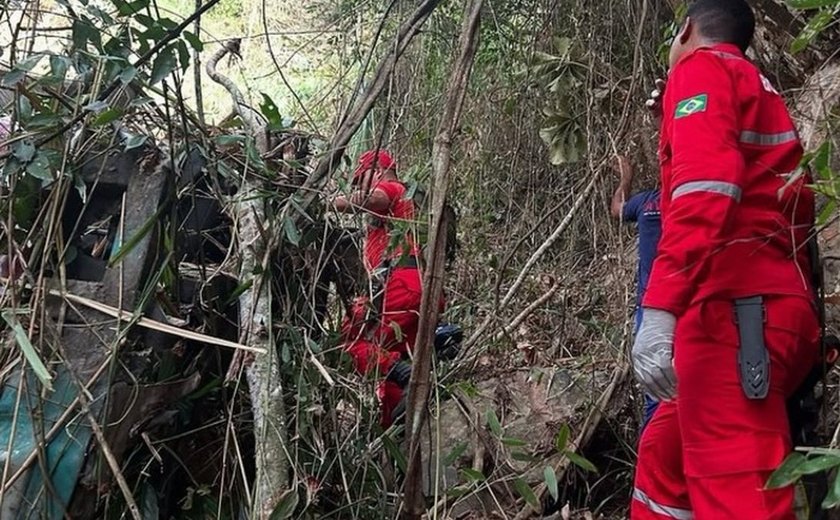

[687,0,755,52]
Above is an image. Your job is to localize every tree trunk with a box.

[206,40,288,519]
[402,0,483,516]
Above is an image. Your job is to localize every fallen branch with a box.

[494,277,561,343]
[403,0,483,517]
[50,288,266,354]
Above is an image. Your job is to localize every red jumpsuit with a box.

[341,179,423,427]
[632,44,819,519]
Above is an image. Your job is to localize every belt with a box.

[380,255,419,270]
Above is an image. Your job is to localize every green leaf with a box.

[565,451,598,473]
[124,135,147,151]
[544,466,559,502]
[260,93,283,126]
[791,9,836,53]
[283,218,301,246]
[119,66,137,85]
[818,199,837,227]
[514,478,540,510]
[213,135,245,146]
[28,113,62,129]
[108,204,163,266]
[511,451,539,463]
[12,140,36,163]
[382,433,407,473]
[49,56,69,83]
[443,441,468,466]
[268,489,299,520]
[92,108,124,127]
[486,409,503,437]
[555,424,570,452]
[25,153,53,183]
[1,54,44,87]
[813,141,833,179]
[797,454,840,475]
[767,452,807,489]
[2,310,53,391]
[823,467,840,508]
[176,40,190,72]
[72,18,101,51]
[112,0,150,16]
[183,31,203,51]
[459,468,485,482]
[501,437,528,447]
[787,0,840,8]
[150,48,177,85]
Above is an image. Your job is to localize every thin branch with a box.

[403,0,483,516]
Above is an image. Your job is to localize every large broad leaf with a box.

[1,54,45,87]
[767,452,808,489]
[150,47,177,85]
[2,311,53,391]
[824,468,840,508]
[260,93,283,127]
[183,31,204,52]
[797,454,840,475]
[12,140,36,163]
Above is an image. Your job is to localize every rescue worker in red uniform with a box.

[631,1,819,518]
[332,149,424,427]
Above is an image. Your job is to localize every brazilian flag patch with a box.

[675,94,708,119]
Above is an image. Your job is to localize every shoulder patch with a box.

[675,94,708,119]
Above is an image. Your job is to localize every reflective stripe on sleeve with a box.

[739,130,797,146]
[672,180,742,202]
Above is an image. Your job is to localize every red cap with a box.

[353,150,396,181]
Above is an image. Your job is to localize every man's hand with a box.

[645,78,667,119]
[632,308,677,401]
[610,155,634,219]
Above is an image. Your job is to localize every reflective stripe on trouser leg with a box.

[675,297,819,519]
[633,488,694,520]
[631,401,691,520]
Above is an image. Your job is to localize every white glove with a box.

[632,308,677,401]
[644,78,667,119]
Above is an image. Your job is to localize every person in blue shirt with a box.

[610,155,661,427]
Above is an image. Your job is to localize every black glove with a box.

[434,323,463,361]
[386,360,412,388]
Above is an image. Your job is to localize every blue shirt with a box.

[622,189,662,331]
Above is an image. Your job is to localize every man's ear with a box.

[678,17,693,44]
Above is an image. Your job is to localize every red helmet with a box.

[353,149,396,182]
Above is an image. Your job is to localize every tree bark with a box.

[206,40,288,519]
[402,1,483,517]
